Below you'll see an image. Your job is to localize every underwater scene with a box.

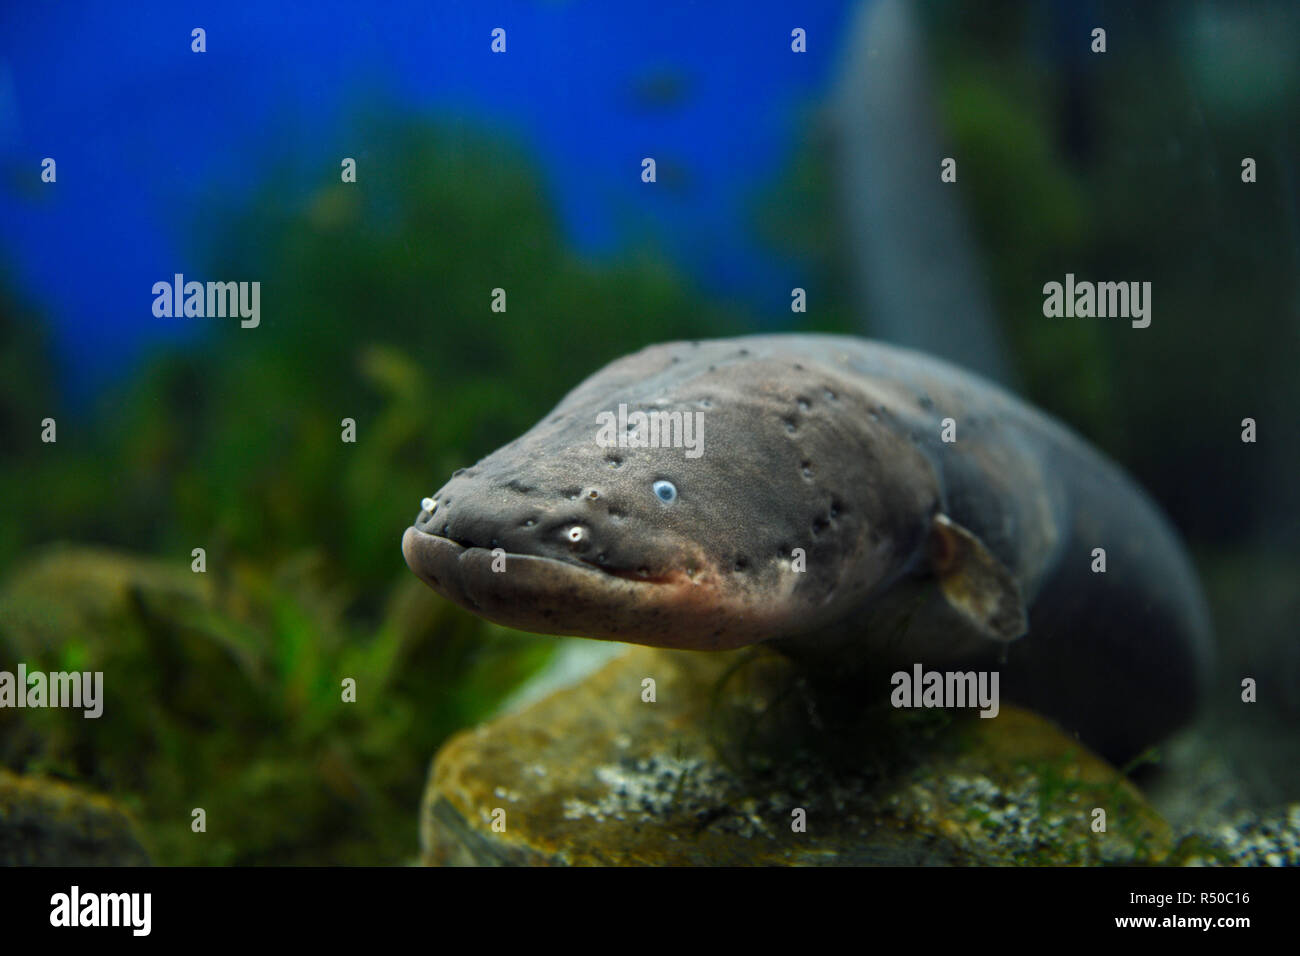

[0,0,1297,893]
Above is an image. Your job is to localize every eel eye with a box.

[652,480,677,504]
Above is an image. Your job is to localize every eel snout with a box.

[401,523,784,651]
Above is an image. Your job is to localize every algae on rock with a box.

[0,769,149,865]
[423,646,1171,865]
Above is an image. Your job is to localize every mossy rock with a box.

[0,544,213,654]
[422,646,1170,865]
[0,769,149,865]
[0,544,557,864]
[0,546,272,782]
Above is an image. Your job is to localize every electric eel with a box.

[402,335,1213,762]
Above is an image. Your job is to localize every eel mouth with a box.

[400,525,763,650]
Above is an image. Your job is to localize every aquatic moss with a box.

[0,113,743,863]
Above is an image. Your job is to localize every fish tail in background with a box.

[1264,138,1300,552]
[829,0,1015,387]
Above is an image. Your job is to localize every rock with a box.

[0,545,212,644]
[0,769,150,865]
[0,545,266,790]
[422,646,1171,865]
[1173,803,1300,866]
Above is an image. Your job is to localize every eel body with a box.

[402,335,1213,761]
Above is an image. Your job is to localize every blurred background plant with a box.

[0,116,750,863]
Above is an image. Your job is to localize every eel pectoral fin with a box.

[928,514,1028,643]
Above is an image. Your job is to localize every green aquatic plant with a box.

[0,546,558,865]
[0,111,742,863]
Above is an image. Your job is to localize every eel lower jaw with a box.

[400,525,774,650]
